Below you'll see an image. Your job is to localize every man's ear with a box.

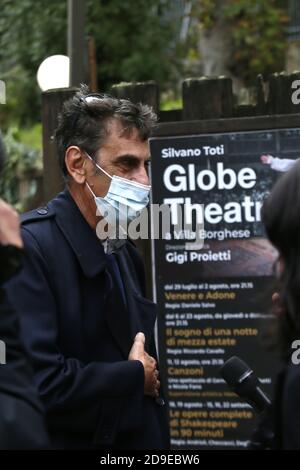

[65,146,86,184]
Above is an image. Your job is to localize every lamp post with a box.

[68,0,86,87]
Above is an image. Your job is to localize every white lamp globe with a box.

[37,55,70,92]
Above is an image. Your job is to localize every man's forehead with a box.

[100,123,148,152]
[105,118,144,142]
[95,125,149,164]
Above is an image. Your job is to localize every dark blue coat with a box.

[0,288,49,449]
[4,190,169,450]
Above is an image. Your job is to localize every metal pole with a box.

[68,0,86,87]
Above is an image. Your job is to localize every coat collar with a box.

[48,189,108,278]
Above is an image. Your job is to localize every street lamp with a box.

[37,55,70,92]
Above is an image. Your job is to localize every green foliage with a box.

[0,0,290,130]
[195,0,288,83]
[18,124,42,152]
[0,127,42,208]
[86,0,177,87]
[160,93,182,110]
[0,0,67,127]
[0,0,177,128]
[224,0,288,81]
[197,0,218,29]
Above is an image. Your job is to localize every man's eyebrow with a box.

[112,154,151,164]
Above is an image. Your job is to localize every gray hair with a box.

[55,84,157,177]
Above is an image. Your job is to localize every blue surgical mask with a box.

[85,153,151,231]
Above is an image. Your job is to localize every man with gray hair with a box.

[3,87,169,449]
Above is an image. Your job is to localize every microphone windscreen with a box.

[220,356,252,387]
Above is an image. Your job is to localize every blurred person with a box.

[262,159,300,449]
[0,133,49,449]
[3,87,169,450]
[260,154,298,172]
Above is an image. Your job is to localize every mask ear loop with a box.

[84,153,111,198]
[85,179,107,224]
[85,152,112,180]
[85,180,96,198]
[82,157,96,198]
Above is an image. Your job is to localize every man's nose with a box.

[132,166,150,186]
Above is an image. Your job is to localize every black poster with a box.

[150,128,300,449]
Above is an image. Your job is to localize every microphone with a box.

[219,356,271,413]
